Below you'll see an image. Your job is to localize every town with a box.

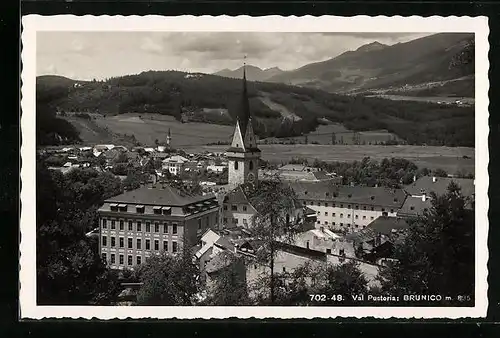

[36,67,475,307]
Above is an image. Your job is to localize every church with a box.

[220,65,313,229]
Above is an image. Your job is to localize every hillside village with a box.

[37,66,475,305]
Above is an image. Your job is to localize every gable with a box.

[230,121,246,151]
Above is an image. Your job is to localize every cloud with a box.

[140,36,164,54]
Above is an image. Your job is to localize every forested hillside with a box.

[36,71,474,147]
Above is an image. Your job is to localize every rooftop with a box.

[346,216,409,243]
[404,176,475,197]
[105,183,215,207]
[288,182,407,207]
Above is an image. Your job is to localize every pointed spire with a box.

[239,55,251,136]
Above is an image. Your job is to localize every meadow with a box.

[184,144,475,174]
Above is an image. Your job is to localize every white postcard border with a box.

[20,15,490,319]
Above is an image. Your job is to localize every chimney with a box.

[432,176,437,183]
[320,226,324,233]
[422,194,426,202]
[413,175,416,182]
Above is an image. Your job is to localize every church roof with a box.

[238,66,251,136]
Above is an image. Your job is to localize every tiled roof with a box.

[223,186,250,205]
[404,176,475,197]
[106,183,215,206]
[397,196,432,217]
[346,216,408,243]
[288,182,407,208]
[215,237,236,251]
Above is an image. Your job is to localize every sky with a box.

[37,32,433,81]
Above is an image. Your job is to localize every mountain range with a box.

[214,65,284,82]
[214,33,474,96]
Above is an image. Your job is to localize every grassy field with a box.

[263,123,401,145]
[183,144,475,174]
[66,113,235,147]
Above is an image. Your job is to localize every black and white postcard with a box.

[20,15,489,319]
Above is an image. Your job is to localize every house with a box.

[398,176,475,218]
[94,144,115,152]
[207,165,227,173]
[289,181,407,233]
[346,216,409,262]
[161,155,190,176]
[97,183,220,270]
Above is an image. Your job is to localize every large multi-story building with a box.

[289,182,407,233]
[97,183,220,269]
[162,155,189,176]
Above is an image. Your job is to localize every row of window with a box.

[102,236,178,252]
[316,221,366,228]
[316,212,377,220]
[223,204,248,212]
[304,201,394,212]
[102,219,178,234]
[233,160,254,170]
[101,253,167,266]
[222,217,249,225]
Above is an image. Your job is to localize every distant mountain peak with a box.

[356,41,388,52]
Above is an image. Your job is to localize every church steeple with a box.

[239,58,251,136]
[226,56,261,189]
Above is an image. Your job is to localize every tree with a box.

[433,168,448,178]
[378,182,474,305]
[248,176,301,304]
[205,254,249,306]
[136,250,200,305]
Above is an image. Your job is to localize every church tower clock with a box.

[226,62,261,188]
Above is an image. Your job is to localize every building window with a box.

[282,267,286,273]
[324,221,328,225]
[234,218,239,224]
[382,212,388,217]
[223,217,228,223]
[363,216,366,220]
[326,249,331,254]
[325,203,328,207]
[145,239,151,250]
[243,219,248,226]
[128,238,133,249]
[146,222,151,232]
[111,237,116,247]
[172,224,177,234]
[340,213,343,218]
[340,204,344,208]
[391,209,394,213]
[136,239,142,250]
[354,224,358,228]
[163,223,168,234]
[154,239,159,251]
[355,215,359,219]
[119,220,124,230]
[317,221,320,224]
[381,208,385,212]
[234,161,239,170]
[243,205,247,212]
[410,206,415,210]
[332,203,336,207]
[310,201,314,205]
[153,208,162,215]
[137,221,142,232]
[324,212,328,216]
[340,223,343,226]
[348,205,351,209]
[111,254,116,264]
[371,207,374,211]
[119,254,124,265]
[317,202,320,206]
[231,205,237,211]
[128,255,133,266]
[119,237,124,248]
[249,161,253,170]
[317,211,320,215]
[136,256,142,265]
[332,213,336,217]
[355,205,359,210]
[111,220,116,230]
[101,253,107,262]
[172,242,178,253]
[370,216,374,220]
[332,222,336,225]
[102,236,107,247]
[128,221,133,231]
[363,206,367,210]
[223,205,228,210]
[198,219,202,230]
[102,219,107,229]
[306,241,310,249]
[154,223,159,233]
[163,241,168,252]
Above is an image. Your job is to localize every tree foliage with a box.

[135,250,200,306]
[36,160,124,304]
[378,182,474,305]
